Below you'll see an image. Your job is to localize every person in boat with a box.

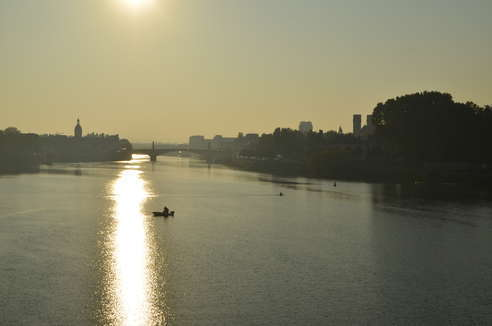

[163,206,170,216]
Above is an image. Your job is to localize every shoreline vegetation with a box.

[0,127,132,174]
[3,91,491,199]
[224,157,492,185]
[218,91,492,197]
[223,158,492,198]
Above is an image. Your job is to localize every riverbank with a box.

[0,130,133,174]
[223,157,492,199]
[0,163,40,175]
[223,157,411,182]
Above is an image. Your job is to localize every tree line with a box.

[0,127,40,173]
[241,91,492,165]
[240,128,359,161]
[373,91,492,164]
[235,91,492,181]
[0,127,133,173]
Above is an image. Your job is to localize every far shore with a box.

[219,157,492,200]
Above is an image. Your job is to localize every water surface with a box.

[1,156,491,325]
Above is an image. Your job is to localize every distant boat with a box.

[153,211,175,218]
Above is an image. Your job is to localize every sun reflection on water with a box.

[104,160,165,326]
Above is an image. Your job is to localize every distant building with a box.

[353,114,376,140]
[366,115,373,128]
[41,125,132,162]
[189,135,209,150]
[299,121,314,134]
[366,115,375,134]
[212,135,236,150]
[235,133,260,148]
[353,114,362,136]
[74,119,82,138]
[245,133,259,140]
[244,133,259,146]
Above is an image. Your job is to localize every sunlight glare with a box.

[123,0,155,10]
[109,168,155,325]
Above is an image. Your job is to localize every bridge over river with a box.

[132,144,234,162]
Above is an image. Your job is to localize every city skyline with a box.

[2,2,492,326]
[2,0,491,142]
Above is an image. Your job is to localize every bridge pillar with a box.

[150,141,157,162]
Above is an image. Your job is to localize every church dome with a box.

[74,119,83,138]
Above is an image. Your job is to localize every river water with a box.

[1,155,491,325]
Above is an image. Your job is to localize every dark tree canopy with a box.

[0,128,40,172]
[4,127,21,135]
[241,128,358,160]
[373,91,492,163]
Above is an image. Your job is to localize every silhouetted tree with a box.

[240,128,359,161]
[372,91,492,163]
[0,128,40,172]
[4,127,21,135]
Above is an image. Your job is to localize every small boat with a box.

[153,211,175,218]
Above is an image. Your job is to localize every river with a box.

[1,155,491,325]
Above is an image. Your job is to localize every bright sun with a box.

[123,0,154,9]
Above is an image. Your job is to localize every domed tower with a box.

[74,118,83,138]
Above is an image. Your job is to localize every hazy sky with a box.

[1,0,491,142]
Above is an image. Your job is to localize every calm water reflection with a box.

[1,156,491,325]
[102,157,165,325]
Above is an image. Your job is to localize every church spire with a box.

[74,118,83,138]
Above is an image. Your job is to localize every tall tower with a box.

[74,118,82,138]
[366,115,375,134]
[299,121,314,134]
[353,114,362,136]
